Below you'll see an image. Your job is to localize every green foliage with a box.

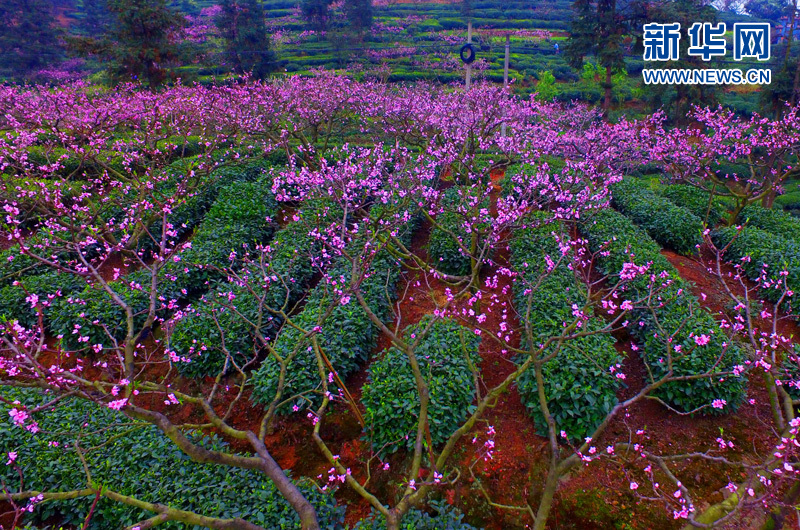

[659,184,728,227]
[0,243,49,288]
[251,212,418,413]
[162,178,278,299]
[611,178,703,255]
[344,0,373,33]
[582,208,747,415]
[632,300,747,414]
[509,214,621,442]
[361,317,480,455]
[711,225,800,304]
[428,187,489,278]
[739,204,800,241]
[48,270,152,351]
[301,0,334,32]
[170,221,317,378]
[0,271,85,329]
[0,0,63,78]
[0,387,345,529]
[580,207,680,296]
[216,0,276,79]
[774,190,800,213]
[250,250,400,413]
[534,70,557,102]
[86,0,186,87]
[353,500,476,529]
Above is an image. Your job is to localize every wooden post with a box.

[501,34,510,137]
[466,20,472,90]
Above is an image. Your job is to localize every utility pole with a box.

[466,20,472,90]
[501,34,510,137]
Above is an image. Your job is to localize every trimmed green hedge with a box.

[711,225,800,304]
[170,220,318,378]
[738,204,800,241]
[361,317,480,455]
[510,214,622,442]
[611,178,703,255]
[582,208,747,415]
[160,177,279,300]
[659,184,729,227]
[428,187,489,278]
[0,271,85,329]
[0,386,344,530]
[250,211,419,414]
[48,269,152,351]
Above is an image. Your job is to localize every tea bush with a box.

[582,209,746,414]
[711,225,800,304]
[428,186,490,277]
[738,204,800,241]
[362,317,481,454]
[611,178,703,255]
[251,213,419,413]
[170,221,318,378]
[0,271,85,329]
[0,387,345,530]
[659,184,729,227]
[510,214,621,442]
[160,177,278,299]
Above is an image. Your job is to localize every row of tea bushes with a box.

[0,386,345,530]
[0,161,268,332]
[738,204,800,241]
[658,184,729,227]
[168,216,319,379]
[711,226,800,305]
[250,211,420,414]
[41,178,279,352]
[581,208,747,415]
[509,213,622,443]
[361,316,481,455]
[158,177,279,301]
[610,178,703,255]
[428,186,490,278]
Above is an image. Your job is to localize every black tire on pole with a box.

[460,43,476,64]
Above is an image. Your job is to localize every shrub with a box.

[0,232,72,288]
[580,208,681,296]
[48,270,152,351]
[632,301,747,414]
[250,254,398,413]
[510,215,622,442]
[170,221,318,378]
[353,500,476,529]
[611,178,703,255]
[582,208,747,415]
[251,212,418,413]
[361,317,481,455]
[774,190,800,212]
[711,225,800,304]
[739,204,800,241]
[161,178,278,299]
[0,271,85,330]
[0,386,345,530]
[428,187,489,277]
[659,184,728,227]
